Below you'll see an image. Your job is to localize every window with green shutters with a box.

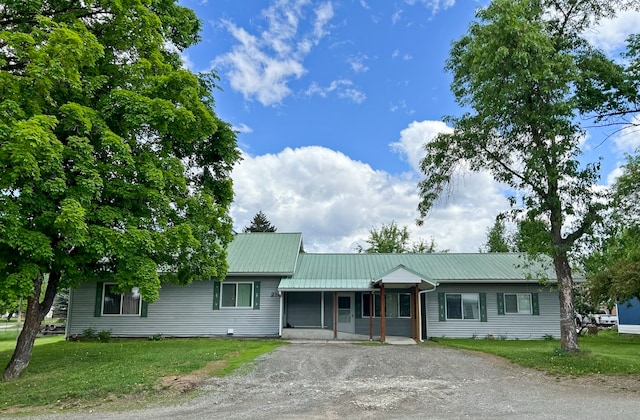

[439,292,487,322]
[498,292,539,315]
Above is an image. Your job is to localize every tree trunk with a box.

[553,253,579,352]
[3,272,60,381]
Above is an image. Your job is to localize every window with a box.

[504,293,532,314]
[102,284,141,316]
[221,282,253,308]
[361,293,411,318]
[446,293,479,320]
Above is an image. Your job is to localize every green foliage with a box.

[0,338,284,410]
[585,153,640,305]
[0,0,240,378]
[242,211,278,233]
[148,333,164,341]
[482,217,512,252]
[433,330,640,375]
[81,328,97,339]
[355,221,447,253]
[417,0,638,351]
[97,329,111,343]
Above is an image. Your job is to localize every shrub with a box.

[97,329,112,343]
[148,333,164,341]
[82,328,97,339]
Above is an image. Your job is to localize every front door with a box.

[337,293,355,333]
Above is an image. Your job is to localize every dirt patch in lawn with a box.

[156,360,229,394]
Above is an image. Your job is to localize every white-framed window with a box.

[504,293,532,314]
[102,283,141,316]
[221,282,253,308]
[446,293,479,320]
[361,293,411,318]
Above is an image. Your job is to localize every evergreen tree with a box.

[243,211,278,232]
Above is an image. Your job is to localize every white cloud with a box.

[231,120,510,253]
[347,53,370,73]
[392,10,402,24]
[391,120,452,172]
[613,116,640,152]
[232,123,253,134]
[388,99,415,116]
[408,0,456,16]
[305,79,367,103]
[584,10,640,54]
[213,0,334,106]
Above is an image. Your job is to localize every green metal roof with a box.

[278,252,560,290]
[226,233,302,276]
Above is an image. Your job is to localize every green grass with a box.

[0,336,284,411]
[431,330,640,376]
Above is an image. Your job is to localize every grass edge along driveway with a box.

[0,334,284,413]
[431,330,640,376]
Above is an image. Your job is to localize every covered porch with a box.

[278,265,437,342]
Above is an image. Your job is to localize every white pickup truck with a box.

[575,310,618,327]
[592,310,618,326]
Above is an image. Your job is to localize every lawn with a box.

[431,330,640,376]
[0,334,284,411]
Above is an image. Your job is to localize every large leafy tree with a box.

[242,211,277,233]
[0,0,240,380]
[585,152,640,305]
[418,0,638,352]
[356,221,446,253]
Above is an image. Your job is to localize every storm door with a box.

[337,292,355,333]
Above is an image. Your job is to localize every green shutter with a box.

[213,281,220,310]
[94,282,103,317]
[532,293,539,315]
[497,293,504,315]
[253,281,260,310]
[355,292,362,318]
[480,293,487,322]
[141,300,148,317]
[438,293,446,321]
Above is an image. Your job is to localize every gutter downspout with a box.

[65,288,73,340]
[278,291,284,337]
[418,284,439,342]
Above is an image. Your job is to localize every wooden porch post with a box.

[333,291,338,340]
[409,286,416,340]
[413,285,419,341]
[380,283,386,342]
[369,292,373,340]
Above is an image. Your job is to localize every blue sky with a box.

[179,0,640,253]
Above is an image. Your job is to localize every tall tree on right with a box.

[243,211,278,233]
[418,0,639,352]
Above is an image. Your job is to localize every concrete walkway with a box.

[384,335,417,345]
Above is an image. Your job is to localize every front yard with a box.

[431,329,640,375]
[0,333,283,413]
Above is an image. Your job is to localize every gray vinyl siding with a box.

[355,318,411,337]
[323,292,334,328]
[67,278,281,337]
[425,284,560,340]
[286,292,322,327]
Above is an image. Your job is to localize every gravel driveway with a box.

[26,342,640,420]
